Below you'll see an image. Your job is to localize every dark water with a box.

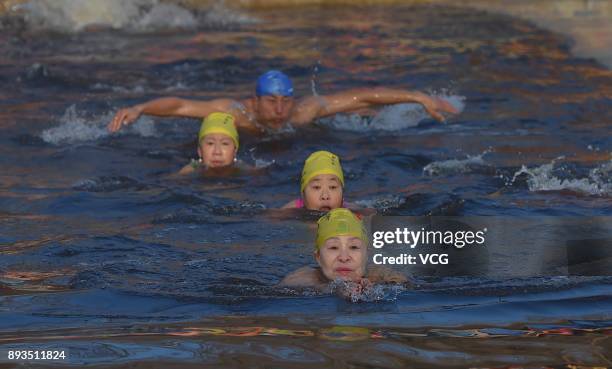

[1,1,611,367]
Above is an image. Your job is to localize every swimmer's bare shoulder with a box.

[281,199,297,209]
[177,163,196,176]
[367,265,410,285]
[230,99,266,134]
[289,96,327,126]
[278,266,327,289]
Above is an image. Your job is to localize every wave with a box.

[40,105,157,145]
[329,279,406,303]
[509,157,612,196]
[322,93,465,132]
[423,148,493,176]
[72,176,147,192]
[7,0,257,33]
[355,193,465,216]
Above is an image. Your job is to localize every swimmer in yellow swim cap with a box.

[282,150,346,211]
[279,208,407,289]
[178,112,239,175]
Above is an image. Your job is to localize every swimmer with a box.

[107,70,459,134]
[282,150,351,212]
[279,208,407,290]
[177,112,239,175]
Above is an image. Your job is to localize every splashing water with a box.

[354,194,407,211]
[433,91,466,113]
[72,176,146,192]
[135,2,197,31]
[370,103,429,129]
[41,105,157,145]
[310,60,321,97]
[590,159,612,183]
[10,0,256,33]
[247,153,275,169]
[320,112,370,131]
[424,148,492,176]
[322,94,465,132]
[329,279,405,303]
[15,0,152,32]
[510,157,612,196]
[370,93,465,130]
[201,0,258,28]
[246,148,276,169]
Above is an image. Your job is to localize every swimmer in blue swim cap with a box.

[255,70,294,97]
[108,69,459,134]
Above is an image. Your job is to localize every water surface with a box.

[1,1,611,367]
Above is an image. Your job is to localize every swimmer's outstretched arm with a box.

[292,87,458,124]
[107,97,237,132]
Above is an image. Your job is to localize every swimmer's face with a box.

[302,174,343,211]
[315,235,367,282]
[198,133,237,168]
[254,94,295,129]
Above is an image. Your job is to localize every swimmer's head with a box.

[256,70,294,97]
[301,151,344,211]
[197,112,239,168]
[315,208,367,282]
[253,70,295,129]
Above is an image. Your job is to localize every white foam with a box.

[253,158,274,169]
[329,279,405,302]
[41,105,108,144]
[370,103,429,129]
[510,157,612,196]
[436,91,466,114]
[131,117,158,138]
[320,113,370,132]
[246,148,276,169]
[91,83,146,94]
[310,61,321,97]
[423,149,491,176]
[41,105,157,145]
[16,0,151,32]
[201,1,258,28]
[322,94,465,132]
[135,3,197,31]
[164,82,190,92]
[354,194,406,210]
[12,0,257,33]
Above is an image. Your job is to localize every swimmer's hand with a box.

[107,106,143,133]
[420,95,459,122]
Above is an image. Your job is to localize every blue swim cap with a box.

[255,70,294,97]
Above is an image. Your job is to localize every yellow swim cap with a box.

[198,112,239,150]
[300,150,344,193]
[315,208,366,250]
